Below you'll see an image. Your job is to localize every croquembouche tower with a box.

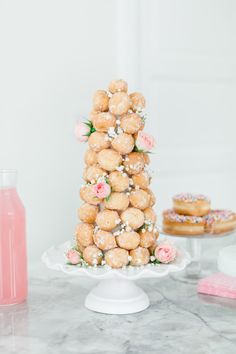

[71,79,164,269]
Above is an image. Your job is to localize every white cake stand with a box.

[42,241,190,314]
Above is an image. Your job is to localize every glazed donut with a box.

[104,192,129,211]
[121,207,145,230]
[93,230,117,251]
[83,245,103,266]
[92,90,109,112]
[93,112,116,132]
[108,79,128,93]
[84,165,105,183]
[105,248,129,268]
[76,223,94,247]
[173,193,211,217]
[146,189,156,207]
[80,185,100,205]
[84,149,98,166]
[129,189,150,210]
[143,207,157,224]
[204,210,236,234]
[96,210,120,231]
[111,133,134,155]
[97,149,122,171]
[162,209,205,235]
[108,171,129,192]
[120,113,142,134]
[132,171,150,189]
[129,92,146,112]
[78,203,98,224]
[139,230,157,248]
[88,132,110,152]
[109,92,131,115]
[123,152,145,175]
[129,247,150,266]
[116,231,140,250]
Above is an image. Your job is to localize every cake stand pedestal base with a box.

[85,278,149,314]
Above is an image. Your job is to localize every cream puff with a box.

[93,112,116,132]
[108,171,129,192]
[78,203,98,224]
[143,207,157,224]
[104,192,129,211]
[93,230,117,251]
[132,171,150,189]
[84,149,98,166]
[97,149,122,171]
[80,184,100,205]
[123,152,145,175]
[83,245,103,266]
[88,132,110,152]
[146,189,156,207]
[96,210,120,231]
[129,189,150,210]
[162,209,205,235]
[139,230,157,248]
[129,247,150,266]
[129,92,146,112]
[173,193,211,217]
[111,133,134,155]
[76,223,94,247]
[109,92,130,115]
[108,79,128,94]
[121,207,145,230]
[120,113,143,134]
[116,231,140,250]
[105,248,129,268]
[84,165,105,183]
[93,90,109,112]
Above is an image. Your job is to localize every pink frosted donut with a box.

[109,92,131,115]
[143,207,157,224]
[83,245,103,266]
[93,112,116,132]
[76,223,94,247]
[84,165,105,183]
[116,231,140,250]
[80,185,100,205]
[129,189,150,210]
[120,113,143,134]
[121,207,145,230]
[129,247,150,266]
[132,171,150,189]
[108,171,129,192]
[129,92,146,112]
[84,149,98,166]
[93,230,117,251]
[108,79,128,94]
[111,133,134,155]
[97,149,122,171]
[123,152,145,175]
[104,192,129,211]
[96,210,120,231]
[78,203,98,223]
[93,90,109,112]
[105,248,129,268]
[88,132,110,152]
[139,230,157,248]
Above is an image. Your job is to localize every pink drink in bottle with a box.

[0,170,27,305]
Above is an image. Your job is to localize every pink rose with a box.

[74,121,90,142]
[136,131,155,152]
[155,242,177,264]
[93,180,111,199]
[67,249,81,265]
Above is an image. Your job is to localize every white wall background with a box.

[0,0,236,262]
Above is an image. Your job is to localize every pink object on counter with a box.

[0,170,27,305]
[197,272,236,299]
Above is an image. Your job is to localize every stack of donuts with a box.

[163,193,236,235]
[75,79,159,268]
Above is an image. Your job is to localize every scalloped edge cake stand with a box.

[42,241,190,314]
[158,227,236,284]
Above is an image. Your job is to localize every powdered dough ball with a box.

[93,112,116,132]
[108,171,129,192]
[93,230,117,251]
[120,113,143,134]
[80,185,100,205]
[139,230,157,248]
[97,149,122,171]
[84,165,105,183]
[144,207,157,224]
[129,92,146,112]
[109,92,130,115]
[76,223,94,247]
[130,189,150,210]
[132,171,150,189]
[111,133,134,155]
[116,231,140,250]
[83,245,103,266]
[130,247,150,266]
[123,152,145,175]
[121,208,145,230]
[96,210,120,231]
[104,192,129,211]
[84,149,98,166]
[108,79,128,94]
[78,203,98,223]
[88,132,110,152]
[105,248,129,268]
[93,90,109,112]
[146,189,156,207]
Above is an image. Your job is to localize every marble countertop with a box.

[1,263,236,354]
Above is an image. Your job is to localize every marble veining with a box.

[0,263,236,354]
